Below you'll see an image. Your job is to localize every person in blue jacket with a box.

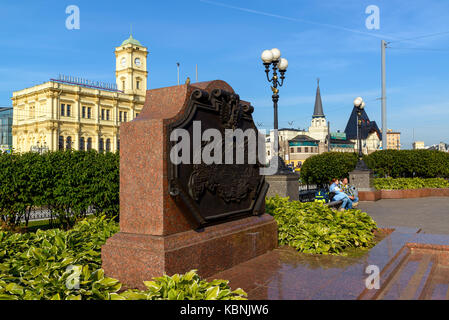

[329,178,353,211]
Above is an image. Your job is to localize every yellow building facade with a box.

[12,35,148,153]
[386,129,401,150]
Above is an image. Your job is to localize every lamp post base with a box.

[355,159,369,171]
[273,155,295,175]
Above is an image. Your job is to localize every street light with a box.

[261,48,291,174]
[353,97,368,170]
[31,141,49,155]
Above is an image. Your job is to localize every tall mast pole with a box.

[381,40,387,150]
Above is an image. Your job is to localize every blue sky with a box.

[1,0,449,148]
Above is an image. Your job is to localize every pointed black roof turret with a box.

[313,78,325,118]
[344,106,382,140]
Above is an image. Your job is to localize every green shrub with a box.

[373,177,449,190]
[300,150,449,185]
[0,216,246,300]
[113,271,246,300]
[299,152,358,185]
[365,149,449,178]
[266,196,377,255]
[0,150,119,229]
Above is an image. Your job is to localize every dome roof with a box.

[121,34,143,47]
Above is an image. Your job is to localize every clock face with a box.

[134,58,141,67]
[120,57,126,67]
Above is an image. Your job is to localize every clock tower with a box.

[115,34,148,96]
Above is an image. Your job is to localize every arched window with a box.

[87,138,92,150]
[106,139,111,152]
[79,137,85,151]
[59,135,64,150]
[66,136,72,150]
[99,138,104,153]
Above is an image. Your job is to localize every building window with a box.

[290,147,294,153]
[66,104,71,117]
[122,81,125,91]
[267,150,270,156]
[66,136,72,150]
[117,138,120,151]
[59,135,64,150]
[106,139,111,152]
[119,111,123,122]
[79,137,85,151]
[61,104,65,116]
[87,138,92,150]
[99,138,104,153]
[136,80,140,90]
[82,106,86,118]
[87,107,91,119]
[297,147,301,153]
[305,147,309,153]
[136,113,139,118]
[124,112,127,122]
[106,110,110,121]
[101,109,105,120]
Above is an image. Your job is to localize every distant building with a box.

[307,79,328,143]
[329,131,355,152]
[412,141,425,150]
[12,34,148,153]
[386,129,401,150]
[344,105,382,154]
[0,107,13,151]
[427,142,449,152]
[264,79,382,166]
[287,135,320,167]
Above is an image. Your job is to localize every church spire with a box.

[313,78,325,118]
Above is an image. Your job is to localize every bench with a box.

[325,192,343,208]
[298,189,342,209]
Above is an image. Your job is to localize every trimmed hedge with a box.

[364,149,449,178]
[373,178,449,190]
[299,152,358,185]
[300,150,449,185]
[0,151,119,229]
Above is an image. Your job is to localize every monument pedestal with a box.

[102,214,277,290]
[265,174,300,201]
[101,80,278,289]
[349,169,375,192]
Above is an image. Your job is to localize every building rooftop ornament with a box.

[121,34,143,47]
[312,78,325,118]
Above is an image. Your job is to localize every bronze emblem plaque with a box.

[168,88,268,228]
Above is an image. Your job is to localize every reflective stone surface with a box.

[209,227,449,300]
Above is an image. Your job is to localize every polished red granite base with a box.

[359,190,382,201]
[102,214,277,290]
[209,226,449,300]
[359,188,449,201]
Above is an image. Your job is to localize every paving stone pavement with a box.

[358,197,449,235]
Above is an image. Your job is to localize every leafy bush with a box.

[373,177,449,190]
[0,216,246,300]
[365,149,449,178]
[300,150,449,185]
[113,271,246,300]
[299,152,358,185]
[0,151,119,229]
[266,196,377,255]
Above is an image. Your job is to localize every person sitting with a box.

[339,177,359,208]
[329,178,353,211]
